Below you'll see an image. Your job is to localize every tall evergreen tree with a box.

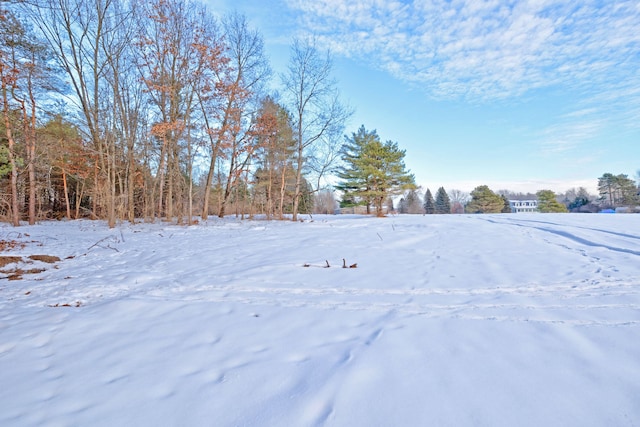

[296,178,314,215]
[400,189,423,214]
[423,188,435,214]
[500,195,512,213]
[337,126,415,217]
[598,173,639,207]
[252,97,296,219]
[537,190,568,213]
[565,187,592,211]
[434,187,451,214]
[386,196,395,213]
[398,197,407,214]
[466,185,504,213]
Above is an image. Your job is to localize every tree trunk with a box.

[279,167,287,220]
[92,161,99,219]
[197,92,220,221]
[62,169,71,219]
[27,87,38,224]
[2,86,20,226]
[156,137,167,218]
[127,149,135,223]
[291,140,304,221]
[75,180,84,219]
[265,169,273,220]
[201,157,215,220]
[109,162,116,228]
[218,147,236,218]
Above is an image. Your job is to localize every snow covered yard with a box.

[1,214,639,426]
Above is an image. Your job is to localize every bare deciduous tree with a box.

[0,9,24,226]
[29,0,128,226]
[281,37,350,221]
[216,12,270,218]
[313,189,337,215]
[448,189,470,214]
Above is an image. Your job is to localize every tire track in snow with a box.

[501,217,640,241]
[479,217,640,257]
[476,216,637,281]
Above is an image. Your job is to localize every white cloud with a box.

[283,0,640,163]
[537,116,604,154]
[285,0,640,106]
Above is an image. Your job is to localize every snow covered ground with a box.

[1,213,639,426]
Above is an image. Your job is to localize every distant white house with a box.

[509,200,538,213]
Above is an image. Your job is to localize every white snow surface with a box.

[1,214,640,426]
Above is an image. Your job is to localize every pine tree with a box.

[386,196,395,213]
[434,187,451,214]
[537,190,568,213]
[423,189,435,214]
[337,126,415,216]
[398,197,408,214]
[252,97,297,219]
[466,185,504,213]
[401,189,423,214]
[597,173,639,207]
[339,192,359,208]
[297,178,314,214]
[501,195,512,213]
[567,187,592,211]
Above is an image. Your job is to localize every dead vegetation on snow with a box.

[0,237,61,281]
[303,258,358,268]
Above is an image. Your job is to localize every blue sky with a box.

[208,0,640,195]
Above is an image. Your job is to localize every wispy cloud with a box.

[535,100,611,153]
[285,0,640,104]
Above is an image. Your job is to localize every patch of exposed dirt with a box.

[0,237,63,280]
[1,259,59,280]
[28,255,61,263]
[3,268,47,281]
[0,256,23,268]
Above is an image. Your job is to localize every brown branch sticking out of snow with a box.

[302,259,356,268]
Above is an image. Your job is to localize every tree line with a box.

[392,171,640,215]
[0,0,350,226]
[2,1,638,226]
